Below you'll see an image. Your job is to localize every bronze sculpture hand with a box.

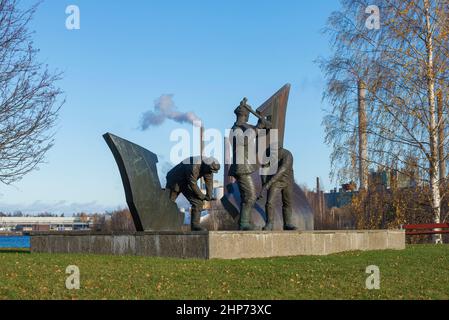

[205,195,217,202]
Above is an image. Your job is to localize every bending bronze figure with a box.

[166,156,220,231]
[260,147,298,231]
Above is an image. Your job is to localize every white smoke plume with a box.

[140,94,201,130]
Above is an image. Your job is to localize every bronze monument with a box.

[104,84,313,233]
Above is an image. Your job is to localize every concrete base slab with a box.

[30,230,405,260]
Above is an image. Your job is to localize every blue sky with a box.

[0,0,340,214]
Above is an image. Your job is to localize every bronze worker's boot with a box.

[263,204,275,231]
[191,209,207,232]
[283,207,297,231]
[239,206,256,231]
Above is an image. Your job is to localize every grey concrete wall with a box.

[30,230,405,260]
[208,230,405,259]
[31,232,209,259]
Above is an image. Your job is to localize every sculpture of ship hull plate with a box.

[104,133,183,231]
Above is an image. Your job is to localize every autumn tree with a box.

[321,0,449,242]
[0,0,63,184]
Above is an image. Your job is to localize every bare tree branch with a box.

[0,0,63,185]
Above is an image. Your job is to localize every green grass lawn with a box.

[0,245,448,300]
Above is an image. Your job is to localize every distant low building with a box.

[324,169,418,210]
[0,217,91,232]
[325,188,357,209]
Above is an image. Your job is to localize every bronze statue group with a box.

[166,98,297,232]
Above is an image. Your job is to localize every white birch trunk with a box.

[424,0,443,244]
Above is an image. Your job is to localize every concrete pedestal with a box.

[30,230,405,260]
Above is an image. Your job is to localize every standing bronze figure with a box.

[260,147,298,231]
[166,156,220,231]
[229,98,270,231]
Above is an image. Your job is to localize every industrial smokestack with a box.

[358,80,368,191]
[200,126,205,189]
[200,126,205,160]
[224,136,234,191]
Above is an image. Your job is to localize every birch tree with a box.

[321,0,449,242]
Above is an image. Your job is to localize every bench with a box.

[403,223,449,236]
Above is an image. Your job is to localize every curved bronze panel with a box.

[257,83,291,148]
[104,133,183,231]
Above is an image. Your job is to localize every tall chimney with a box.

[358,80,368,190]
[199,126,205,189]
[224,136,234,192]
[316,177,323,225]
[200,126,205,159]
